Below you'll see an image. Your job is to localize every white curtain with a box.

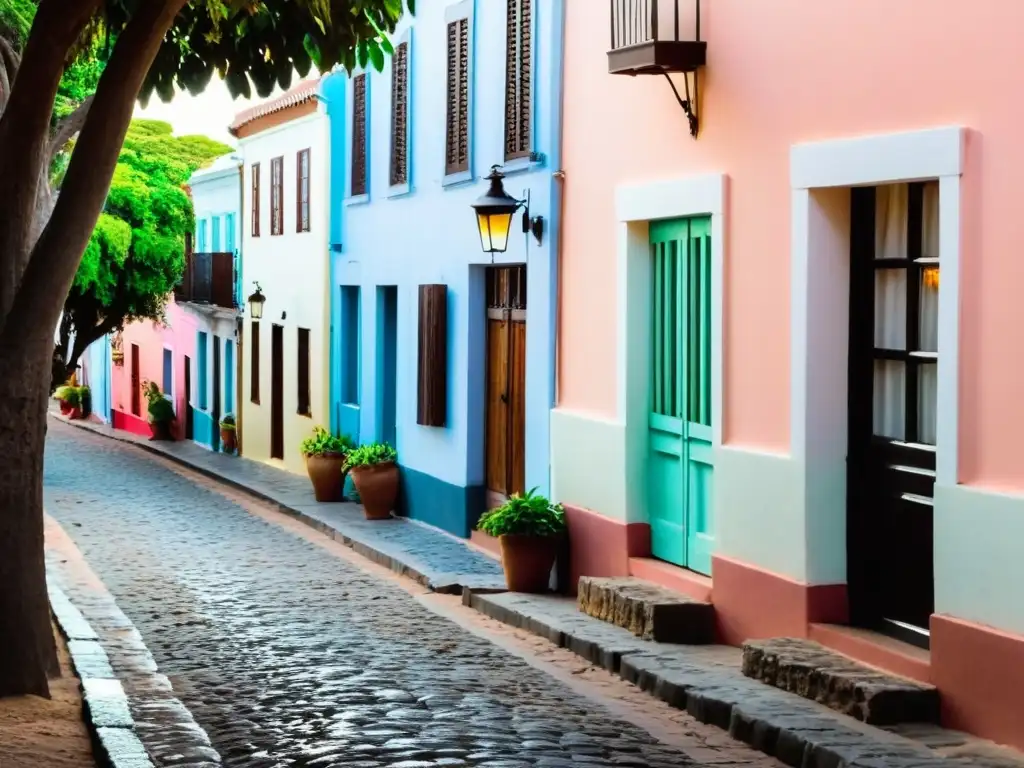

[871,182,940,445]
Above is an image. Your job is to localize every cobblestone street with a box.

[43,422,781,768]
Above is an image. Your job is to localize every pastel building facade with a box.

[236,80,332,474]
[324,0,564,537]
[78,336,113,423]
[182,154,244,451]
[553,0,1024,748]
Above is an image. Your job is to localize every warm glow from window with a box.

[923,267,939,290]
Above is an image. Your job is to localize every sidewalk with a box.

[51,411,506,594]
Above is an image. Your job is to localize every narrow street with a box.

[43,421,780,768]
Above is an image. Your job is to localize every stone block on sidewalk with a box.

[577,576,715,644]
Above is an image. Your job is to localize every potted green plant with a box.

[220,414,237,453]
[62,386,82,419]
[54,385,74,415]
[300,426,354,502]
[344,442,399,519]
[143,381,175,440]
[477,488,567,593]
[78,386,92,419]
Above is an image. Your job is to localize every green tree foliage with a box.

[58,119,231,384]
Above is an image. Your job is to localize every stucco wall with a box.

[239,108,331,474]
[327,0,562,507]
[558,0,1024,491]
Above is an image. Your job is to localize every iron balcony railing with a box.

[610,0,699,50]
[175,251,237,310]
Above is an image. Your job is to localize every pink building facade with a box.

[553,0,1024,748]
[112,301,198,439]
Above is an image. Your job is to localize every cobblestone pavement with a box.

[44,422,781,768]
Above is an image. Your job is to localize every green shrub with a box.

[142,382,174,424]
[476,488,566,538]
[62,387,81,408]
[54,385,73,402]
[344,442,397,469]
[220,413,236,430]
[300,426,354,457]
[78,386,92,418]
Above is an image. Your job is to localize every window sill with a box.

[346,194,370,207]
[442,169,474,189]
[501,153,546,176]
[387,182,413,199]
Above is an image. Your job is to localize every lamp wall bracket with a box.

[663,70,700,139]
[518,188,544,246]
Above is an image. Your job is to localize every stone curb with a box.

[465,591,1012,768]
[49,583,155,768]
[52,413,506,595]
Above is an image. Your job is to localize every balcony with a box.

[175,251,237,311]
[608,0,706,76]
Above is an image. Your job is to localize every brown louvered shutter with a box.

[251,163,261,237]
[296,149,310,233]
[250,321,261,404]
[390,42,409,187]
[417,284,448,427]
[445,19,470,176]
[504,0,532,161]
[351,74,368,196]
[270,156,284,235]
[297,328,310,416]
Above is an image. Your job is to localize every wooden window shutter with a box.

[251,163,261,237]
[250,321,260,404]
[270,156,284,235]
[504,0,532,161]
[417,284,448,427]
[444,18,470,176]
[296,149,310,232]
[297,328,310,415]
[389,41,409,187]
[351,74,368,196]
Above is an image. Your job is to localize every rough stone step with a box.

[577,576,715,644]
[742,637,940,726]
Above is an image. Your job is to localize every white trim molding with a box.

[789,125,965,584]
[613,173,727,524]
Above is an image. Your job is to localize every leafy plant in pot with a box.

[476,489,567,593]
[61,385,83,419]
[54,385,74,415]
[344,443,399,520]
[143,381,175,441]
[219,414,237,454]
[300,427,354,502]
[78,386,92,419]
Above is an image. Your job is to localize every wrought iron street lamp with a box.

[247,282,266,320]
[471,166,544,255]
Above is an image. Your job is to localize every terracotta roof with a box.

[229,77,322,136]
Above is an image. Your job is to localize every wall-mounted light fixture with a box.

[470,166,544,255]
[247,282,266,320]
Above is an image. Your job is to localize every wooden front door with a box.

[130,344,141,417]
[485,266,527,508]
[271,324,284,460]
[647,217,715,575]
[212,336,221,452]
[184,356,193,440]
[847,182,939,648]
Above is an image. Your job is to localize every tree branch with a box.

[48,95,94,165]
[0,0,187,351]
[0,37,13,113]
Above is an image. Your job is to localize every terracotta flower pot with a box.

[498,534,560,593]
[220,428,237,454]
[149,421,173,441]
[68,407,82,420]
[350,462,399,520]
[59,400,72,415]
[305,453,347,502]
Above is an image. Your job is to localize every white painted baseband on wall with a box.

[549,407,629,524]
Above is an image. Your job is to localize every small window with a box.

[390,41,410,187]
[162,348,173,397]
[225,213,236,253]
[296,149,311,232]
[341,286,360,405]
[445,15,471,176]
[351,74,368,197]
[504,0,533,161]
[250,321,260,404]
[270,156,284,236]
[250,163,261,237]
[297,328,311,416]
[198,219,208,252]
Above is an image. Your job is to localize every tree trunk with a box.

[0,336,58,698]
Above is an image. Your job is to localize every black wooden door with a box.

[184,356,193,440]
[847,182,938,649]
[130,344,141,417]
[271,324,284,460]
[212,336,221,452]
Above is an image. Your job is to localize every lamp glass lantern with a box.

[471,167,520,254]
[247,282,266,320]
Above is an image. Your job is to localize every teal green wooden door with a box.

[647,217,714,575]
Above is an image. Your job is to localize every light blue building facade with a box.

[324,0,565,537]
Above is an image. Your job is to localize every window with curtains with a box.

[871,181,940,445]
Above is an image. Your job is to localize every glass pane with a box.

[922,181,940,259]
[873,360,906,440]
[919,267,939,352]
[918,363,938,445]
[875,184,909,260]
[874,269,907,349]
